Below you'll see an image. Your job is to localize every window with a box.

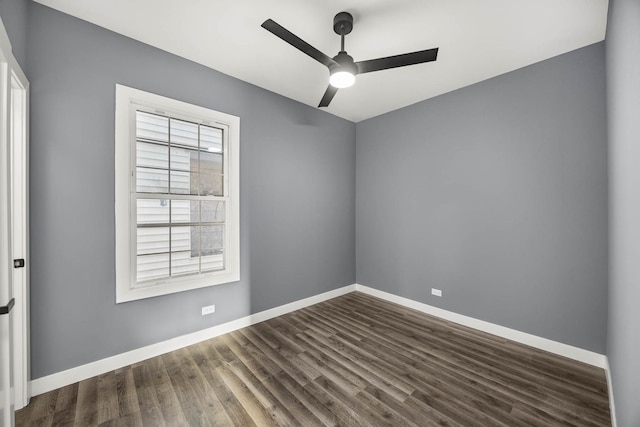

[115,85,239,303]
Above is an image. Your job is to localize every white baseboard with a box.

[354,284,607,369]
[29,282,610,407]
[604,358,617,427]
[29,284,356,399]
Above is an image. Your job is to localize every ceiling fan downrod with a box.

[333,12,353,53]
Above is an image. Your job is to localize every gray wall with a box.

[27,3,355,379]
[356,43,608,353]
[606,0,640,425]
[0,0,29,68]
[12,0,614,391]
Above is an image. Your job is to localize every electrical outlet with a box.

[431,288,443,297]
[201,305,216,315]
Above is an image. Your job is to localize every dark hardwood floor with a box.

[16,292,611,426]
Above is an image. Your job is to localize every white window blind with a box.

[134,111,226,285]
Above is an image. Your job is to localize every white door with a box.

[9,58,29,414]
[1,17,29,426]
[0,58,16,427]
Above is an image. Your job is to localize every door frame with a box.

[10,56,29,411]
[0,17,30,412]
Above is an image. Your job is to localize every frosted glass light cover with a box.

[330,71,355,88]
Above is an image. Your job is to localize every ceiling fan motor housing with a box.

[331,51,357,75]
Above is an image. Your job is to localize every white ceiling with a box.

[34,0,609,122]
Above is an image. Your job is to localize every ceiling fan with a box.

[261,12,439,108]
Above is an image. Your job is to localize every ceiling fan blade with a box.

[356,48,439,74]
[318,85,339,108]
[262,19,337,68]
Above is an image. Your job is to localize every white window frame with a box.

[115,84,239,303]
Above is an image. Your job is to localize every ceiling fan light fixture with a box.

[329,51,357,88]
[330,70,356,88]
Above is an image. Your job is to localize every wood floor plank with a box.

[296,328,412,400]
[240,326,322,384]
[272,370,340,426]
[312,374,411,427]
[223,354,304,426]
[74,376,99,426]
[219,333,272,382]
[97,411,143,427]
[260,374,326,426]
[221,333,326,426]
[187,342,256,427]
[131,363,166,427]
[302,376,372,427]
[162,347,229,426]
[227,331,283,378]
[16,389,58,424]
[362,384,459,427]
[215,361,279,425]
[16,292,612,426]
[145,355,189,426]
[54,382,79,413]
[43,383,79,426]
[114,367,138,418]
[24,414,54,427]
[96,371,119,424]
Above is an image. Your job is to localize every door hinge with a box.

[14,259,25,268]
